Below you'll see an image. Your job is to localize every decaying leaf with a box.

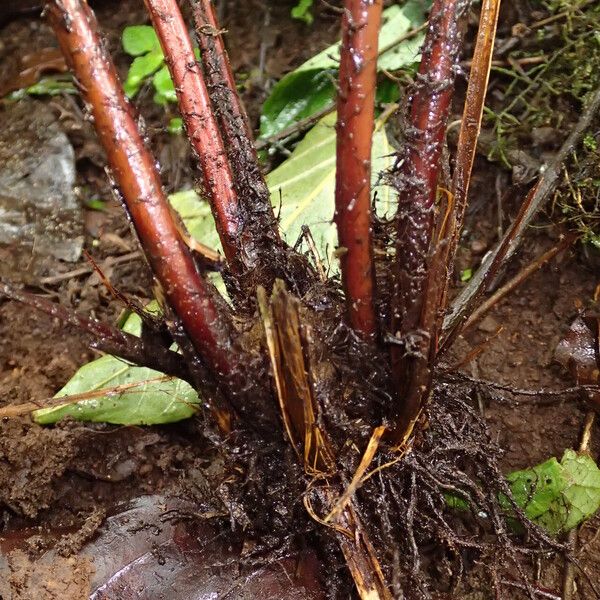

[555,314,600,406]
[258,280,335,476]
[0,48,68,97]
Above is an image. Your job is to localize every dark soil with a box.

[0,1,599,599]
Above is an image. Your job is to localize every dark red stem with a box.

[189,0,283,280]
[334,0,383,339]
[143,0,241,267]
[390,0,468,438]
[45,0,235,378]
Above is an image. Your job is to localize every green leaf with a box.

[291,0,314,25]
[266,111,395,273]
[506,449,600,534]
[259,2,427,139]
[260,69,336,139]
[302,2,426,72]
[84,198,106,211]
[123,50,164,98]
[460,268,473,282]
[447,450,600,535]
[167,117,183,135]
[7,76,77,100]
[152,65,177,105]
[168,110,396,277]
[169,190,221,252]
[33,305,200,426]
[376,78,401,105]
[122,25,160,56]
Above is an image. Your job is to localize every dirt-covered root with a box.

[344,387,565,599]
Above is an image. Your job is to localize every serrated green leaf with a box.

[33,303,200,426]
[259,2,427,139]
[122,25,161,56]
[123,51,164,98]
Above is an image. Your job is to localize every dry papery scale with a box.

[4,0,597,597]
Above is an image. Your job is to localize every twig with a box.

[442,84,600,351]
[144,0,242,267]
[38,250,141,285]
[334,0,383,339]
[0,375,173,418]
[0,282,191,383]
[501,579,561,600]
[255,102,336,150]
[462,234,576,332]
[531,0,595,29]
[46,0,237,378]
[390,0,470,441]
[441,371,596,402]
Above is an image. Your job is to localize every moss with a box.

[484,0,600,242]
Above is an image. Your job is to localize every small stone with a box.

[532,127,558,148]
[0,100,83,283]
[478,315,500,334]
[470,239,487,254]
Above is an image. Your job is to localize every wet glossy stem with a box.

[440,0,501,312]
[335,0,383,339]
[0,283,191,383]
[390,0,468,439]
[144,0,241,268]
[189,0,281,272]
[45,0,235,378]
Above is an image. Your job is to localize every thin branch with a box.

[442,83,600,350]
[0,282,191,383]
[390,0,470,441]
[462,234,575,332]
[38,251,141,286]
[0,375,173,418]
[45,0,236,378]
[143,0,241,267]
[334,0,383,339]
